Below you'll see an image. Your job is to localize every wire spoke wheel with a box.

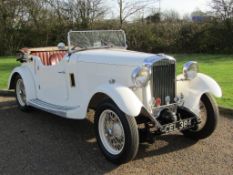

[182,93,219,140]
[98,110,125,155]
[94,100,139,164]
[15,75,30,111]
[16,79,26,107]
[196,101,208,131]
[190,100,208,132]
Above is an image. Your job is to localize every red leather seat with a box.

[31,51,66,65]
[49,52,66,65]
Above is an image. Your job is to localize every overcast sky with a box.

[160,0,211,15]
[107,0,211,18]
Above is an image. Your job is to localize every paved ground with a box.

[0,95,232,175]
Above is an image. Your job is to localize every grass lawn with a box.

[0,54,232,108]
[174,54,233,108]
[0,56,19,90]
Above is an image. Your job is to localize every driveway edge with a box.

[0,90,14,97]
[219,106,233,117]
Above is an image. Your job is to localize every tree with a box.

[162,10,180,22]
[115,0,158,28]
[210,0,233,53]
[211,0,233,21]
[145,13,161,23]
[0,0,28,54]
[48,0,106,29]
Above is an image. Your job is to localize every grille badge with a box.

[155,98,161,107]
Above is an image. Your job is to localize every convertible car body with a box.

[8,30,222,164]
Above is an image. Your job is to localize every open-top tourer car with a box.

[9,30,222,164]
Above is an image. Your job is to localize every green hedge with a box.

[0,20,232,55]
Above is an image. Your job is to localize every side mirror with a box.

[57,42,66,50]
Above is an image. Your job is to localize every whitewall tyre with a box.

[94,100,139,164]
[15,75,30,111]
[182,93,219,140]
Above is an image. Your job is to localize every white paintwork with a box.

[177,73,222,115]
[93,84,143,117]
[37,60,69,104]
[9,49,149,118]
[9,45,222,120]
[8,65,37,102]
[74,49,154,66]
[64,50,146,118]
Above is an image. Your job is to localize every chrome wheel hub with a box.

[98,110,125,155]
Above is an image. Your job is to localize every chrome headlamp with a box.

[183,61,199,80]
[131,66,151,87]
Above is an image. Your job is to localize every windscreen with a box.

[68,30,127,51]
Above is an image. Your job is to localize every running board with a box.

[28,99,78,118]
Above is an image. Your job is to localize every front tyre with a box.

[94,100,139,164]
[182,93,219,140]
[15,75,30,111]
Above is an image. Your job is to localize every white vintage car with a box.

[9,30,222,164]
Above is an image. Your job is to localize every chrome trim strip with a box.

[143,54,176,67]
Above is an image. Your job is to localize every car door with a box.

[37,60,69,105]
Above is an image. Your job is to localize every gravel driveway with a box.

[0,95,232,175]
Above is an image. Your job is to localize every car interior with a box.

[19,43,68,66]
[31,50,67,66]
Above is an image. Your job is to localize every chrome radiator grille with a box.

[151,59,176,105]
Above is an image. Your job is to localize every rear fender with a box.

[177,73,222,115]
[8,66,37,101]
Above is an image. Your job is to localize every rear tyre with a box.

[182,93,219,140]
[15,75,30,111]
[94,100,139,164]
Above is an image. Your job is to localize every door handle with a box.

[58,71,66,74]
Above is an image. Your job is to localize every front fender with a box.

[92,84,143,117]
[177,73,222,115]
[8,66,36,101]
